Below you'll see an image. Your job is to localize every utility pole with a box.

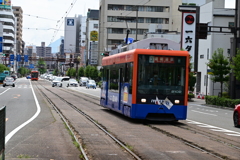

[230,0,239,99]
[135,6,138,41]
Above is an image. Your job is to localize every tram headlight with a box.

[175,100,180,104]
[141,98,147,103]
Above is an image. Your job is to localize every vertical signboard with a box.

[181,13,196,67]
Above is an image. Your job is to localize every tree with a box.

[188,56,196,92]
[78,67,85,77]
[18,67,30,76]
[230,49,240,81]
[38,58,47,74]
[85,65,91,78]
[66,68,76,78]
[207,48,231,97]
[0,64,9,73]
[89,66,98,80]
[53,68,59,76]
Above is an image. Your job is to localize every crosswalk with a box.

[0,85,32,89]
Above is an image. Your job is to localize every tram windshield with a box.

[137,55,186,95]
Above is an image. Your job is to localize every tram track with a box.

[35,80,240,160]
[53,87,240,159]
[35,81,142,160]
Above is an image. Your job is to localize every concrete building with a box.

[0,2,16,71]
[196,0,234,96]
[12,6,23,56]
[98,0,182,65]
[85,9,99,66]
[64,14,87,69]
[36,42,52,69]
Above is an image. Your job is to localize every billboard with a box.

[0,0,11,9]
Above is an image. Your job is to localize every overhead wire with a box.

[49,0,79,45]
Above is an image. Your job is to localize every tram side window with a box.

[124,63,133,94]
[109,68,119,91]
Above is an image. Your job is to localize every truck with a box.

[0,70,10,83]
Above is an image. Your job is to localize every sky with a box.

[11,0,235,47]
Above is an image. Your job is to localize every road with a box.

[69,84,240,136]
[1,78,239,159]
[1,78,80,159]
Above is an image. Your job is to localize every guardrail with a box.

[0,106,5,160]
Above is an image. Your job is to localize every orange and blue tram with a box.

[30,71,39,81]
[100,49,190,121]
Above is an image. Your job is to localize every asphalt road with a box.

[69,85,240,136]
[1,78,80,159]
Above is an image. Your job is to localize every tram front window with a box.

[137,55,186,95]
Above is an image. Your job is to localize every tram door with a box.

[118,68,123,110]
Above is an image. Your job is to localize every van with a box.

[79,77,89,86]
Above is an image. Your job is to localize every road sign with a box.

[24,55,28,62]
[124,37,134,44]
[10,54,14,61]
[0,37,2,52]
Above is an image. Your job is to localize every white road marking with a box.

[191,110,217,116]
[0,88,11,95]
[5,80,41,144]
[187,120,240,136]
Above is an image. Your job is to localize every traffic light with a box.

[196,23,208,39]
[101,52,109,56]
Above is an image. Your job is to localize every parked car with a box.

[86,80,96,89]
[79,77,89,86]
[52,77,62,87]
[58,77,70,87]
[233,104,240,127]
[67,79,78,87]
[11,75,17,80]
[3,76,15,87]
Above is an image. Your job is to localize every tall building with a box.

[98,0,182,65]
[0,1,16,68]
[12,6,23,56]
[36,42,52,69]
[64,15,85,67]
[86,9,99,66]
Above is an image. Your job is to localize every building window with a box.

[146,6,164,12]
[146,18,164,24]
[107,28,123,34]
[107,16,123,22]
[108,5,124,10]
[93,24,98,28]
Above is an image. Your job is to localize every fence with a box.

[0,106,5,160]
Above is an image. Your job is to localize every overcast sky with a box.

[11,0,235,47]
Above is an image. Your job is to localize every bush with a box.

[188,93,195,100]
[206,95,240,108]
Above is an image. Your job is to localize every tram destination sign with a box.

[149,56,174,64]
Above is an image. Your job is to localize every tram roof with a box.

[102,49,189,66]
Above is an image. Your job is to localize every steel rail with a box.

[36,81,142,160]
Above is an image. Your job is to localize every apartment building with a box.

[98,0,182,65]
[12,6,23,56]
[0,2,15,67]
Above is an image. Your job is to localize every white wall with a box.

[64,17,77,53]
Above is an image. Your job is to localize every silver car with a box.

[67,79,78,87]
[3,76,15,87]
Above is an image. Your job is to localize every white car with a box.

[67,79,78,87]
[52,77,62,87]
[58,77,70,87]
[3,76,15,87]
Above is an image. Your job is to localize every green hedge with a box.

[205,96,240,108]
[188,93,195,100]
